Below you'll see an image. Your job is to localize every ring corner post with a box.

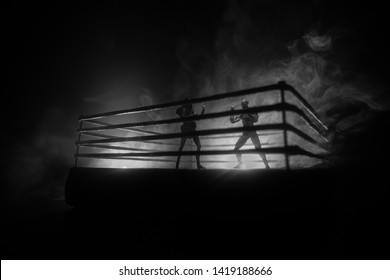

[75,120,84,167]
[279,81,290,170]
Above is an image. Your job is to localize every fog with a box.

[3,0,390,203]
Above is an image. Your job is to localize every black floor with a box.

[2,167,389,259]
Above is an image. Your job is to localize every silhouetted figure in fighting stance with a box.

[230,99,270,169]
[176,97,206,169]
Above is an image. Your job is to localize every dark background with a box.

[2,0,390,259]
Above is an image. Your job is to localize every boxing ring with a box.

[63,82,384,259]
[73,81,329,170]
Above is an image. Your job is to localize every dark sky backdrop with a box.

[3,0,390,204]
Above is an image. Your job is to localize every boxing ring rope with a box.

[84,119,162,135]
[85,119,281,140]
[74,81,329,169]
[78,103,326,138]
[77,147,325,160]
[77,124,322,146]
[78,82,327,130]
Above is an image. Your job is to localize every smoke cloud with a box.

[166,0,388,168]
